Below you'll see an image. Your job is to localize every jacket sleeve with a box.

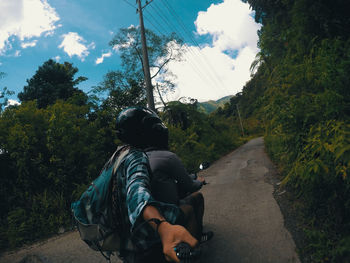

[124,151,154,227]
[124,151,179,231]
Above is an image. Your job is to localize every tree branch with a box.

[156,83,167,108]
[151,49,174,79]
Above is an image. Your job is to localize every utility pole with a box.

[236,104,245,137]
[137,0,155,111]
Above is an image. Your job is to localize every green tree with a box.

[94,27,183,111]
[18,59,87,108]
[93,71,147,117]
[0,72,14,113]
[0,99,118,249]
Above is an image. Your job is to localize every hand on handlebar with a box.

[158,222,198,262]
[175,242,201,262]
[197,176,206,185]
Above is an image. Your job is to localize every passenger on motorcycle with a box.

[145,127,213,243]
[113,106,198,263]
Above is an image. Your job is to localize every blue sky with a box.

[0,0,261,104]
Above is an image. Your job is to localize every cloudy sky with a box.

[0,0,261,103]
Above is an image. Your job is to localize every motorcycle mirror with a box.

[199,162,210,170]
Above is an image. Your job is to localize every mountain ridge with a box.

[198,95,233,114]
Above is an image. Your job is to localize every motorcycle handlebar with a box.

[174,242,201,263]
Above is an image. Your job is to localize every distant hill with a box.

[198,95,233,114]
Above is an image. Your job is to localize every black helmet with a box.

[116,107,168,149]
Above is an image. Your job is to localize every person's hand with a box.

[158,222,198,262]
[197,176,206,184]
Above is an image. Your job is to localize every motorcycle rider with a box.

[145,125,213,243]
[113,106,198,263]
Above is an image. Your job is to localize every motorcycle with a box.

[174,162,211,263]
[120,162,210,263]
[175,242,201,263]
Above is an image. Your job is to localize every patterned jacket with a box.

[111,146,181,252]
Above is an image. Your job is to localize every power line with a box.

[143,11,167,36]
[143,9,169,36]
[121,0,136,9]
[149,2,177,35]
[161,0,195,44]
[129,0,231,99]
[161,0,230,94]
[142,11,210,86]
[146,1,222,91]
[153,0,228,94]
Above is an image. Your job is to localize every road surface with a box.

[0,137,300,263]
[199,137,299,263]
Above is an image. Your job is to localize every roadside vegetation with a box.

[217,0,349,261]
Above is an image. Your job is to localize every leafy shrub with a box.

[284,121,350,210]
[168,111,241,172]
[7,208,30,248]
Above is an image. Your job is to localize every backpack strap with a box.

[113,146,130,175]
[110,146,134,253]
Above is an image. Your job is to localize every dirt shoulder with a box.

[263,152,308,263]
[0,230,122,263]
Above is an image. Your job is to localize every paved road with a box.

[1,137,300,263]
[199,137,299,263]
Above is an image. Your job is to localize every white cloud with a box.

[0,0,59,54]
[53,55,61,61]
[95,51,112,65]
[156,0,261,102]
[21,40,38,48]
[58,32,94,61]
[195,0,260,51]
[7,99,21,106]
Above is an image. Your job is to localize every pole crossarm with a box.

[136,0,154,12]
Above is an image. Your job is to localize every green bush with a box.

[168,112,241,172]
[7,208,30,248]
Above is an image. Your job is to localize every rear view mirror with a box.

[199,162,210,170]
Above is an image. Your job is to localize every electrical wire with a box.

[161,0,230,94]
[126,0,231,98]
[143,7,208,84]
[150,0,229,94]
[146,1,222,91]
[144,9,169,36]
[143,12,167,37]
[121,0,136,9]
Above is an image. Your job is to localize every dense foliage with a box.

[217,0,350,261]
[0,72,14,113]
[18,60,87,109]
[0,100,116,248]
